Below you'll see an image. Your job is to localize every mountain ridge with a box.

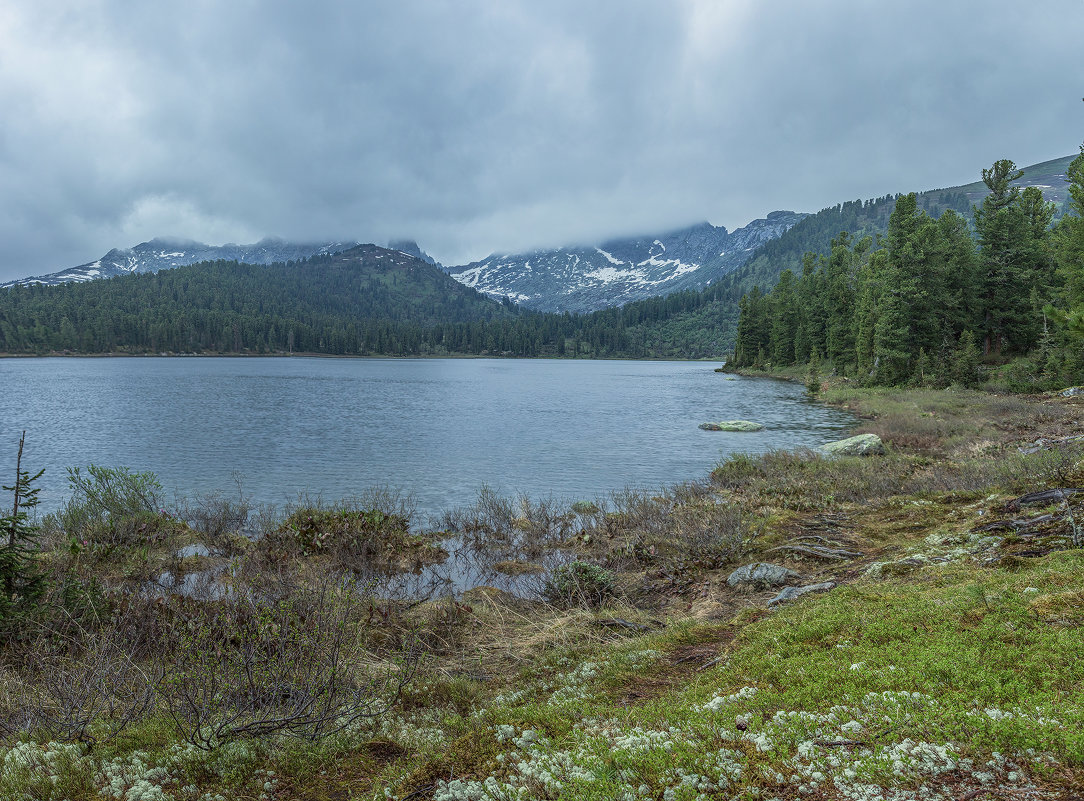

[448,211,808,313]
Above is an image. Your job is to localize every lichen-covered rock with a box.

[818,433,885,456]
[699,420,764,432]
[726,562,799,589]
[768,581,836,606]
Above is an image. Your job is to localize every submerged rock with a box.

[726,562,799,589]
[699,420,765,432]
[768,581,837,606]
[818,433,885,456]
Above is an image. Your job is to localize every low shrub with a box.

[278,507,409,556]
[542,561,616,608]
[53,465,177,550]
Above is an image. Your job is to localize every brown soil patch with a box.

[615,635,733,707]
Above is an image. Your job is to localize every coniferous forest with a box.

[731,150,1084,391]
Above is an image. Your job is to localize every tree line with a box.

[731,149,1084,390]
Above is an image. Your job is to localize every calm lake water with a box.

[0,357,855,519]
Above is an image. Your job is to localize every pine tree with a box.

[823,232,857,370]
[936,209,980,340]
[1055,146,1084,310]
[1049,145,1084,374]
[974,159,1054,357]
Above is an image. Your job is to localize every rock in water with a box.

[818,433,885,456]
[699,420,764,432]
[726,562,799,589]
[768,581,837,606]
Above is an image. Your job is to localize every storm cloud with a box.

[0,0,1081,281]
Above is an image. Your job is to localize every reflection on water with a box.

[149,563,231,600]
[364,537,576,600]
[145,532,576,602]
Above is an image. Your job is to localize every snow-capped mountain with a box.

[1,237,360,288]
[448,211,807,313]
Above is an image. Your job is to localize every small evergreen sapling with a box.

[0,431,45,629]
[806,350,822,397]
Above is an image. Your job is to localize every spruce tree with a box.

[0,432,45,632]
[769,270,798,365]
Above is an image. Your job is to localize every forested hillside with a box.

[0,246,518,355]
[730,150,1084,391]
[0,244,664,357]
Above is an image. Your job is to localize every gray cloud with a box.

[0,0,1081,281]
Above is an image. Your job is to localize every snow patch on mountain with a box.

[449,212,808,313]
[2,238,360,289]
[595,248,624,265]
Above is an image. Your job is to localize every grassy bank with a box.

[2,385,1083,800]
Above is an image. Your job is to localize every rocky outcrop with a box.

[726,562,799,589]
[818,433,885,456]
[768,581,837,606]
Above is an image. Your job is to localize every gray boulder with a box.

[726,562,799,589]
[699,420,765,432]
[818,433,885,457]
[1061,386,1084,397]
[768,581,837,606]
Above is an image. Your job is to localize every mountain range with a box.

[0,215,807,313]
[449,211,807,313]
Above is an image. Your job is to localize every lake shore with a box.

[2,383,1083,799]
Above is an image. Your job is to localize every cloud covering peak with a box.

[0,0,1081,281]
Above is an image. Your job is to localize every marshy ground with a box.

[2,385,1083,800]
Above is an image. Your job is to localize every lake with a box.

[0,357,855,520]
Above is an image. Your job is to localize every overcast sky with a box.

[0,0,1081,281]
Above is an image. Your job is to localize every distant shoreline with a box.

[0,350,726,362]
